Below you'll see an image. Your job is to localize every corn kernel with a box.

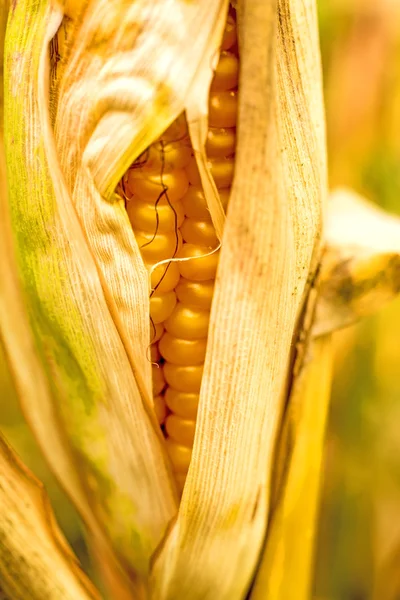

[149,261,181,293]
[177,244,219,281]
[152,364,166,396]
[175,473,187,494]
[149,291,177,324]
[175,278,215,309]
[164,303,210,339]
[221,14,237,51]
[127,168,189,204]
[159,332,207,365]
[158,113,188,143]
[164,363,203,393]
[165,388,199,419]
[135,229,182,264]
[126,197,185,234]
[186,156,235,189]
[138,139,192,171]
[151,322,164,343]
[181,186,211,219]
[165,438,192,473]
[154,394,167,425]
[165,415,196,446]
[181,186,230,219]
[150,343,160,363]
[210,51,239,92]
[181,218,218,246]
[206,127,236,158]
[208,91,238,128]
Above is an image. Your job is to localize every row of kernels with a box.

[162,12,238,487]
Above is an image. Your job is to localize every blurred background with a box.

[1,1,400,598]
[315,0,400,598]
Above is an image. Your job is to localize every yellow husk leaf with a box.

[151,0,326,597]
[2,0,230,588]
[0,434,100,600]
[250,335,333,599]
[314,188,400,337]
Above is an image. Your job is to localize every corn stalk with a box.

[1,0,400,599]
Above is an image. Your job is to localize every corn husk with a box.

[0,434,99,599]
[0,8,95,596]
[250,335,333,599]
[151,0,326,597]
[314,188,400,337]
[1,0,234,592]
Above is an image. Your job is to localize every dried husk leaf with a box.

[1,3,141,596]
[0,434,100,600]
[2,0,234,588]
[1,0,102,563]
[52,0,229,573]
[250,335,333,599]
[314,188,400,337]
[254,185,400,598]
[151,0,326,598]
[2,0,177,585]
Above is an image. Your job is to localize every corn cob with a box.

[120,11,238,492]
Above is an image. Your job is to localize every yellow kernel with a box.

[210,157,235,189]
[149,261,181,293]
[185,158,201,186]
[221,14,237,51]
[151,322,164,343]
[126,197,185,234]
[181,218,218,246]
[186,156,235,189]
[175,278,215,309]
[165,438,192,473]
[164,363,203,393]
[152,364,166,396]
[165,415,196,447]
[150,343,160,363]
[175,472,186,494]
[127,168,189,204]
[159,333,207,365]
[181,186,211,219]
[177,244,219,281]
[135,229,182,263]
[164,303,210,339]
[149,291,177,324]
[138,139,192,171]
[181,187,230,219]
[159,113,188,143]
[206,127,236,158]
[219,188,231,210]
[165,388,199,419]
[209,91,238,128]
[211,51,239,91]
[154,394,167,425]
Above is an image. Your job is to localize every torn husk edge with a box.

[0,434,100,600]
